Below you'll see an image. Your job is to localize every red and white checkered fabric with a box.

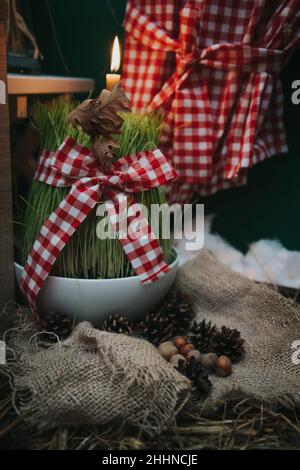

[20,137,177,309]
[123,0,300,203]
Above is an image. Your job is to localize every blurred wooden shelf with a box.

[7,74,94,95]
[8,74,95,118]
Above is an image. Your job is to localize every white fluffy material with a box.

[176,216,300,289]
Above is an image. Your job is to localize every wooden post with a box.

[16,95,28,117]
[0,0,14,308]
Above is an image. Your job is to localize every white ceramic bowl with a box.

[14,252,179,325]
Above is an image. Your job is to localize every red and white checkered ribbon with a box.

[20,137,177,309]
[123,0,300,202]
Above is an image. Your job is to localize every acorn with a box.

[200,353,217,370]
[174,336,187,349]
[180,343,195,357]
[186,349,201,363]
[215,355,232,377]
[158,341,179,360]
[170,354,186,368]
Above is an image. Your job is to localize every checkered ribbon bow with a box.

[20,137,177,309]
[124,0,300,202]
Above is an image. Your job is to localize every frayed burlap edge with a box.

[0,307,191,437]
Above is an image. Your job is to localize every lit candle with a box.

[106,36,121,91]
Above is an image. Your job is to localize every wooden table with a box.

[8,74,95,117]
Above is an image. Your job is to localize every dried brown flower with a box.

[67,84,131,139]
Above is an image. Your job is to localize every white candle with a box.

[106,36,121,91]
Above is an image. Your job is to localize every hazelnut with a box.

[200,353,217,370]
[186,349,201,363]
[174,336,187,348]
[215,355,232,377]
[158,341,179,360]
[170,354,186,368]
[180,343,195,356]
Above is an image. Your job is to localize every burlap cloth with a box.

[3,248,300,435]
[2,319,190,436]
[177,250,300,405]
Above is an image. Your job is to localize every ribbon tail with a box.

[104,190,170,285]
[20,181,99,309]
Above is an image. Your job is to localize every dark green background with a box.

[22,0,300,252]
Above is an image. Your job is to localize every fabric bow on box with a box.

[123,0,300,203]
[20,137,177,309]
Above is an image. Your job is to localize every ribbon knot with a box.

[21,137,177,310]
[177,48,200,73]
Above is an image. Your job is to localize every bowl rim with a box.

[14,249,179,284]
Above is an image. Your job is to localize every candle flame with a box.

[111,36,121,72]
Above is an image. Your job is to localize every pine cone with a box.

[176,357,212,401]
[134,311,174,346]
[102,314,133,335]
[210,326,245,362]
[159,289,194,335]
[38,312,73,342]
[189,319,217,353]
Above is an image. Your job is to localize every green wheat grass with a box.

[21,99,172,279]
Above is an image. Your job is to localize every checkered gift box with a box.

[123,0,300,203]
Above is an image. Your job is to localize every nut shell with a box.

[158,341,179,361]
[180,343,195,356]
[174,336,187,348]
[186,349,201,363]
[170,354,186,368]
[215,355,232,377]
[200,353,217,369]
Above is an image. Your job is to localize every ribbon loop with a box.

[20,138,177,309]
